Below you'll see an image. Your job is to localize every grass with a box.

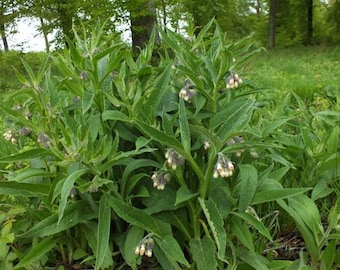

[243,45,340,102]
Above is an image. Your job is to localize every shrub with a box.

[0,21,339,270]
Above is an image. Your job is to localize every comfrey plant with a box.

[0,21,322,269]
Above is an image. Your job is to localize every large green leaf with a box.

[198,197,226,261]
[238,164,258,212]
[252,188,311,204]
[4,168,53,183]
[0,149,50,163]
[121,158,159,198]
[262,117,294,137]
[216,99,254,142]
[136,121,183,150]
[0,182,49,197]
[13,237,60,269]
[178,98,191,153]
[210,98,253,128]
[175,185,198,206]
[266,260,292,270]
[58,168,89,224]
[153,242,180,270]
[144,62,172,119]
[95,195,112,270]
[232,212,272,241]
[106,195,171,237]
[237,247,270,270]
[82,90,95,114]
[142,187,176,215]
[123,226,145,269]
[231,216,254,253]
[189,236,217,270]
[155,235,190,268]
[18,201,96,238]
[320,239,336,270]
[277,198,320,264]
[101,110,130,122]
[288,195,323,235]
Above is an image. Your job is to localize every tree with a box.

[327,0,340,42]
[126,0,158,52]
[1,0,338,51]
[21,0,118,51]
[268,0,276,48]
[183,0,217,35]
[55,0,77,47]
[0,0,20,51]
[0,2,9,50]
[306,0,313,45]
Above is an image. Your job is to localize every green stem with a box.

[199,148,217,200]
[211,81,221,112]
[59,243,67,264]
[175,169,200,238]
[318,226,332,250]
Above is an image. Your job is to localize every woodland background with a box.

[1,0,340,52]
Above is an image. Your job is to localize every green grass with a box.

[243,46,340,102]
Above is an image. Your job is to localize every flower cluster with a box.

[151,171,171,190]
[3,130,17,144]
[213,153,234,178]
[179,79,197,102]
[38,133,50,148]
[20,127,31,137]
[82,48,100,58]
[204,139,211,150]
[227,136,245,157]
[165,148,184,170]
[225,71,243,89]
[135,237,154,258]
[79,71,89,80]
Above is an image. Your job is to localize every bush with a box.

[0,21,339,270]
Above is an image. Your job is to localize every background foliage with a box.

[1,0,340,52]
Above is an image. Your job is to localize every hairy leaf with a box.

[13,237,60,269]
[155,235,190,268]
[198,197,226,260]
[18,201,96,238]
[58,168,89,224]
[189,236,217,270]
[0,182,49,197]
[252,188,311,204]
[238,164,258,212]
[95,195,112,270]
[106,195,171,236]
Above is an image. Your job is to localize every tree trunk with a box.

[39,17,50,53]
[129,0,157,53]
[0,22,8,51]
[256,0,262,16]
[161,0,167,32]
[305,0,313,45]
[56,0,75,48]
[268,0,277,49]
[0,5,9,51]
